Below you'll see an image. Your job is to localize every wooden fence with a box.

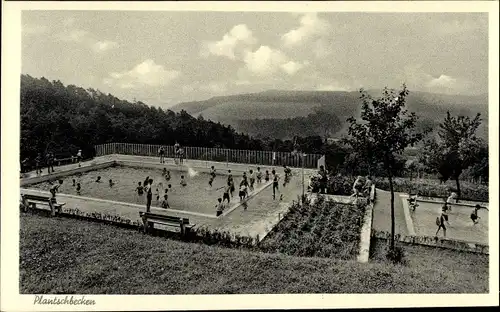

[95,143,324,169]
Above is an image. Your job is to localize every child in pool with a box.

[256,167,262,183]
[180,175,187,187]
[264,170,270,182]
[76,182,81,195]
[161,192,170,209]
[109,179,115,187]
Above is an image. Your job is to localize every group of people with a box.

[212,165,292,216]
[22,149,83,177]
[351,175,373,199]
[157,142,185,165]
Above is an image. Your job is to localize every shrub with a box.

[310,175,356,196]
[259,199,366,260]
[385,245,407,265]
[374,178,488,202]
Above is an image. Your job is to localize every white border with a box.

[2,1,499,310]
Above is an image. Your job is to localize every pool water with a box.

[27,165,252,215]
[411,201,489,245]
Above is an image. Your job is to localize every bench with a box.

[139,212,195,237]
[20,194,66,216]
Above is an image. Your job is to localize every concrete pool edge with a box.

[20,188,218,219]
[400,194,417,236]
[20,161,116,187]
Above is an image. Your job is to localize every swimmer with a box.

[109,179,115,187]
[180,175,187,187]
[161,192,170,209]
[208,175,214,187]
[72,179,76,187]
[249,169,255,190]
[264,170,270,182]
[256,167,262,183]
[76,182,81,195]
[136,182,144,196]
[50,179,63,198]
[215,197,225,217]
[96,176,102,183]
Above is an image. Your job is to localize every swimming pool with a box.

[410,199,489,245]
[26,165,260,216]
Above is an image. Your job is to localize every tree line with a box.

[20,75,335,161]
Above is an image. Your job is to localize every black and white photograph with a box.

[1,1,499,310]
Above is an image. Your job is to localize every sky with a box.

[21,11,488,108]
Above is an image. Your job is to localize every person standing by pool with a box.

[35,152,42,175]
[179,148,185,165]
[145,179,153,212]
[158,146,165,164]
[446,192,457,212]
[256,167,262,184]
[435,206,450,238]
[222,182,231,203]
[350,176,363,198]
[283,165,292,187]
[249,169,256,191]
[272,170,280,200]
[362,176,373,197]
[76,149,82,167]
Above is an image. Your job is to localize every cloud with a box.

[312,39,332,59]
[427,75,457,88]
[241,45,307,77]
[92,40,119,53]
[104,59,180,89]
[23,25,49,35]
[202,24,256,60]
[60,29,88,43]
[403,64,471,94]
[200,82,228,94]
[282,13,330,47]
[281,61,306,76]
[315,83,349,92]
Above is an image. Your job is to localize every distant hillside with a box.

[171,90,488,140]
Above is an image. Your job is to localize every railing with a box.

[95,143,324,169]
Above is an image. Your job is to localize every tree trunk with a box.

[455,176,461,203]
[388,173,395,250]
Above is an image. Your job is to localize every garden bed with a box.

[258,197,366,260]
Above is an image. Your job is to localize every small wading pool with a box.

[411,200,489,245]
[25,165,265,216]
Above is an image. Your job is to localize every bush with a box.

[374,178,488,202]
[385,245,407,265]
[310,175,356,196]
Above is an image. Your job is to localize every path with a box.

[372,189,408,235]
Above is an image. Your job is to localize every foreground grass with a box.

[20,213,488,294]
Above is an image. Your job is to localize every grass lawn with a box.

[370,238,488,292]
[20,213,489,294]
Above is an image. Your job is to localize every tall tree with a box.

[344,85,424,251]
[421,112,483,199]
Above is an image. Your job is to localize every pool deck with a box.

[20,155,315,240]
[372,189,409,236]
